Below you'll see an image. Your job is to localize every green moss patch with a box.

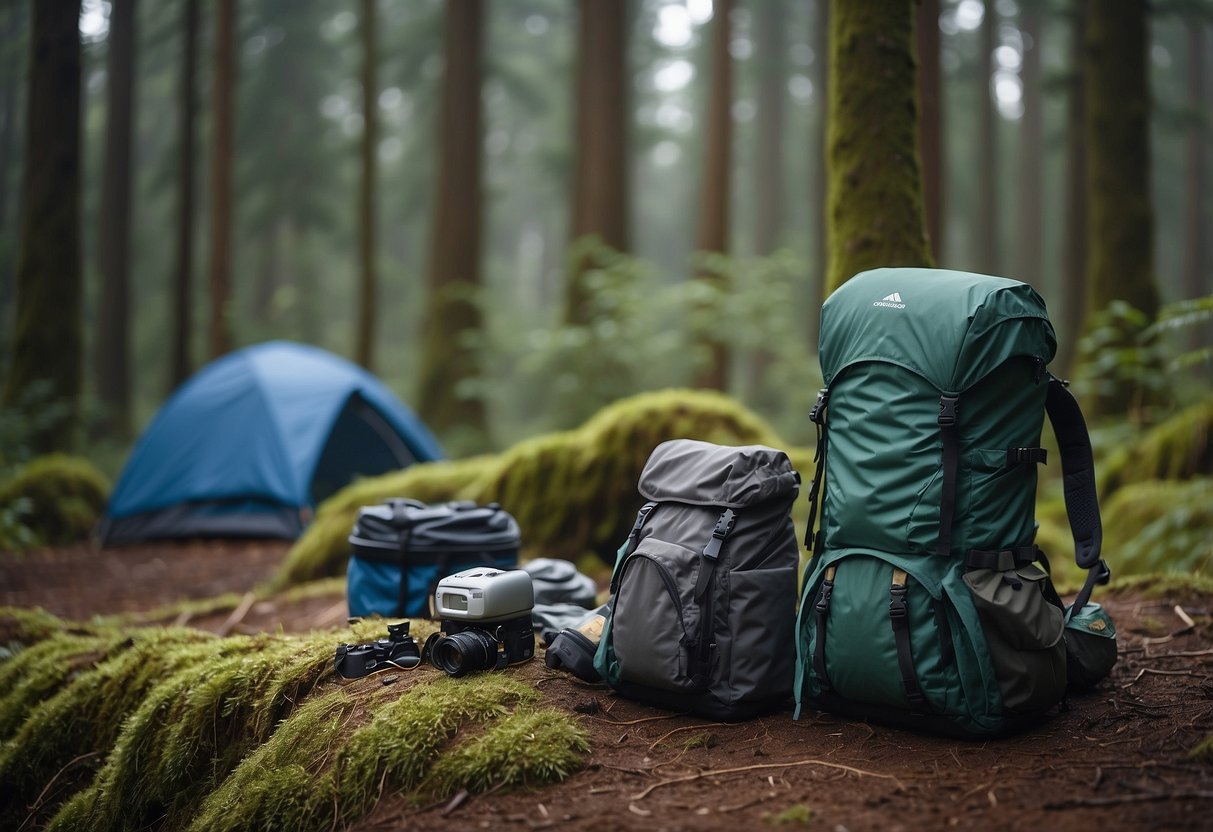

[276,389,803,588]
[0,454,110,549]
[0,608,588,831]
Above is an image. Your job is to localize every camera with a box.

[426,568,535,677]
[335,621,421,679]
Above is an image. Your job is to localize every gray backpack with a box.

[593,439,801,720]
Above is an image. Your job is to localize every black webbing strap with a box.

[1044,377,1103,570]
[804,389,830,552]
[1069,558,1112,617]
[1007,447,1048,466]
[936,396,960,558]
[394,526,415,617]
[812,566,837,691]
[689,508,734,687]
[889,568,929,712]
[964,545,1038,571]
[610,501,658,595]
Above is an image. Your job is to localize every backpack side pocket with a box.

[963,562,1066,713]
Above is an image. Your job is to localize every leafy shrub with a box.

[0,454,110,550]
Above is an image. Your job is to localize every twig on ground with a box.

[1145,647,1213,660]
[19,751,101,832]
[589,713,679,726]
[630,759,902,801]
[647,723,727,751]
[216,592,256,637]
[309,599,348,630]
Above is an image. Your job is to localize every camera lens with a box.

[431,629,499,677]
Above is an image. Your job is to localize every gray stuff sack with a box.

[593,439,801,720]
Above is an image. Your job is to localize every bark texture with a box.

[1017,6,1043,287]
[916,0,944,262]
[2,0,83,453]
[95,0,137,438]
[208,0,236,358]
[417,0,488,442]
[356,0,378,370]
[825,0,933,294]
[170,0,199,392]
[975,3,998,274]
[1058,4,1087,375]
[567,0,629,325]
[752,0,785,256]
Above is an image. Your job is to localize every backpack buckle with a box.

[703,508,736,559]
[937,397,959,427]
[810,389,829,424]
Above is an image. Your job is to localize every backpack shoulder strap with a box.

[1044,375,1103,570]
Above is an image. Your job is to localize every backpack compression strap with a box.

[936,396,960,558]
[803,389,830,555]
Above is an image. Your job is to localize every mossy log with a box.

[0,608,588,831]
[275,389,808,589]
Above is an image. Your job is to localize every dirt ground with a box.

[3,540,1212,831]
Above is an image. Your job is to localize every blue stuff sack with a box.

[347,498,520,618]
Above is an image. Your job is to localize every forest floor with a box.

[3,541,1213,832]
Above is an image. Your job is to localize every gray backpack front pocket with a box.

[611,538,705,693]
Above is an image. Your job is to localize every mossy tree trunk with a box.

[1083,0,1160,417]
[1183,18,1206,305]
[566,0,629,326]
[208,0,236,359]
[975,3,998,274]
[1058,2,1087,375]
[169,0,198,392]
[808,0,828,347]
[418,0,488,446]
[356,0,377,370]
[752,0,785,256]
[1016,4,1043,286]
[825,0,933,294]
[1,0,83,453]
[692,0,733,391]
[916,0,943,262]
[95,0,136,439]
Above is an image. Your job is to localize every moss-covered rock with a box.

[0,608,589,832]
[1100,478,1213,575]
[1098,401,1213,495]
[275,389,804,588]
[0,453,110,549]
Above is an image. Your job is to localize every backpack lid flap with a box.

[820,268,1057,392]
[350,499,521,551]
[637,439,800,508]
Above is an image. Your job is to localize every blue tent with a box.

[101,341,443,545]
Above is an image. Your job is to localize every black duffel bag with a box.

[346,498,520,618]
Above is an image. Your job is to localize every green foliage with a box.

[275,388,799,587]
[1100,478,1213,575]
[484,240,819,447]
[1076,297,1212,424]
[0,380,73,471]
[1098,400,1213,495]
[0,453,110,550]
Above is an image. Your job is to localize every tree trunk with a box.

[417,0,487,444]
[1083,0,1159,417]
[208,0,236,359]
[1182,19,1206,304]
[2,0,83,454]
[975,3,998,274]
[169,0,198,392]
[752,0,784,256]
[1057,3,1086,375]
[0,5,26,341]
[1016,6,1042,287]
[692,0,734,391]
[95,0,137,439]
[356,0,378,370]
[807,0,828,348]
[916,0,944,262]
[825,0,933,294]
[566,0,629,325]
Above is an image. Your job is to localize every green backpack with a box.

[794,268,1111,738]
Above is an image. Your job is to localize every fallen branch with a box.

[630,759,902,801]
[589,713,679,726]
[19,751,101,832]
[648,723,727,751]
[216,592,256,637]
[1045,791,1213,810]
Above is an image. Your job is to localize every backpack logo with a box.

[873,292,906,309]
